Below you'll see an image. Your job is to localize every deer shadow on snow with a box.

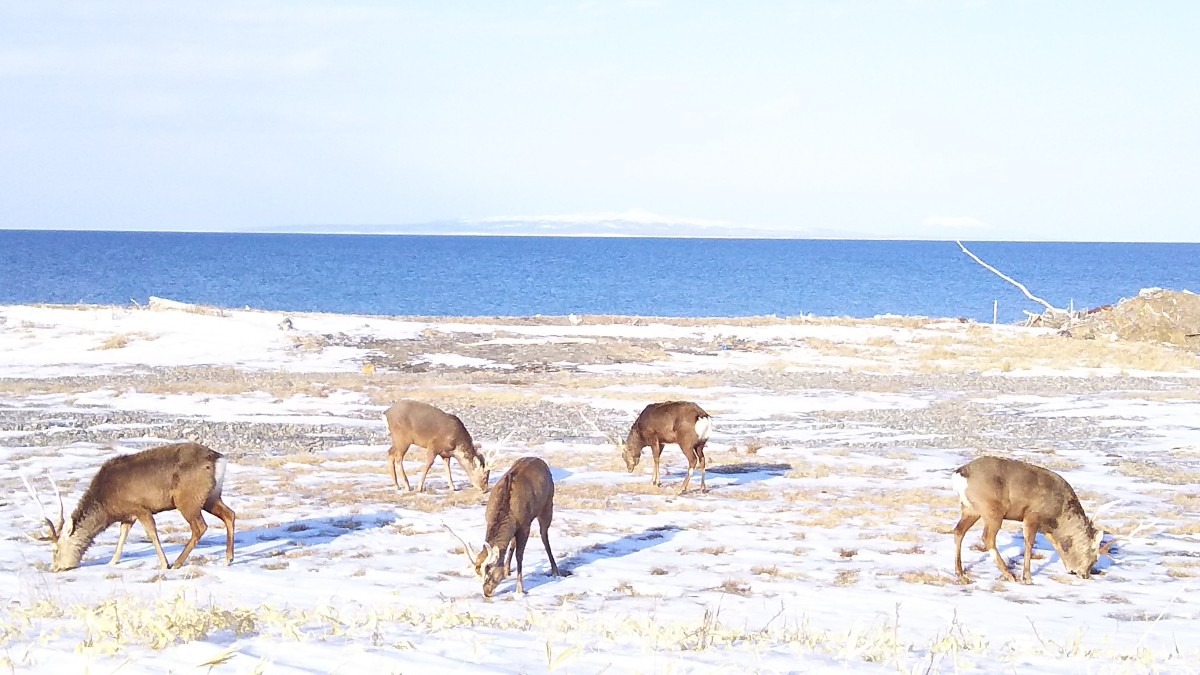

[516,524,684,594]
[977,531,1116,579]
[100,512,399,568]
[701,461,792,488]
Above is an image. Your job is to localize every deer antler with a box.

[576,408,621,446]
[1098,517,1157,559]
[1093,498,1127,515]
[442,522,477,563]
[21,473,64,540]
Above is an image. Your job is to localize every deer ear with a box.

[1093,528,1105,550]
[483,543,501,567]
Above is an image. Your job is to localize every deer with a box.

[951,455,1110,584]
[382,399,490,493]
[444,456,567,597]
[22,442,236,572]
[621,401,712,494]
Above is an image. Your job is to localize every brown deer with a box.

[23,442,236,572]
[952,455,1105,584]
[622,401,712,494]
[383,399,490,492]
[445,456,566,597]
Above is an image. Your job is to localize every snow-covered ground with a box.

[2,301,1199,674]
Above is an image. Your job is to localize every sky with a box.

[1,1,1197,241]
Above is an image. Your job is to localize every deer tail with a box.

[212,456,229,499]
[950,466,970,508]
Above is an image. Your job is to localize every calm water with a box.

[1,230,1196,323]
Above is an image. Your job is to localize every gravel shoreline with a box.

[3,364,1190,460]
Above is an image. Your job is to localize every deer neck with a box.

[1049,505,1095,557]
[55,501,113,568]
[483,474,518,547]
[484,517,518,551]
[624,430,644,454]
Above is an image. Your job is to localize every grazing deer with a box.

[383,399,490,492]
[23,442,236,572]
[622,401,712,494]
[952,455,1106,584]
[445,456,566,597]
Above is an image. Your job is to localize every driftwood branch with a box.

[956,240,1064,315]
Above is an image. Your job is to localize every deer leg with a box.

[503,540,516,575]
[696,440,708,493]
[443,455,458,491]
[538,511,563,577]
[417,448,439,492]
[651,442,663,487]
[677,444,695,494]
[513,527,530,595]
[109,520,135,565]
[1020,518,1040,584]
[136,513,170,570]
[953,512,981,582]
[172,505,209,569]
[204,498,237,565]
[981,516,1017,582]
[679,442,706,495]
[390,443,413,491]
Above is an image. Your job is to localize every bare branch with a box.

[956,240,1064,315]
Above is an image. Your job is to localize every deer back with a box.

[385,399,488,481]
[384,399,476,454]
[955,455,1102,576]
[52,442,226,571]
[624,401,710,464]
[75,442,224,522]
[482,457,554,547]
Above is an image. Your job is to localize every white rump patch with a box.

[695,416,713,440]
[214,456,228,491]
[951,470,971,508]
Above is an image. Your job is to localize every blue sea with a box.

[1,230,1196,324]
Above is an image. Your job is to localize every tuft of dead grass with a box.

[93,334,130,350]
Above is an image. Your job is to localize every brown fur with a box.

[470,457,565,597]
[383,399,489,492]
[47,442,235,572]
[952,455,1103,584]
[622,401,712,494]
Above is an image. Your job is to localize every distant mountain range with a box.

[261,210,855,239]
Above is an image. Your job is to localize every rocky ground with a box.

[2,356,1191,460]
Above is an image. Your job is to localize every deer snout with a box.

[623,453,639,473]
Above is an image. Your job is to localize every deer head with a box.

[444,523,507,597]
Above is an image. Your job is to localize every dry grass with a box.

[717,579,753,596]
[1114,460,1200,486]
[894,570,952,585]
[833,569,859,586]
[93,334,130,350]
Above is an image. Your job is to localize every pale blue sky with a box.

[1,1,1197,241]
